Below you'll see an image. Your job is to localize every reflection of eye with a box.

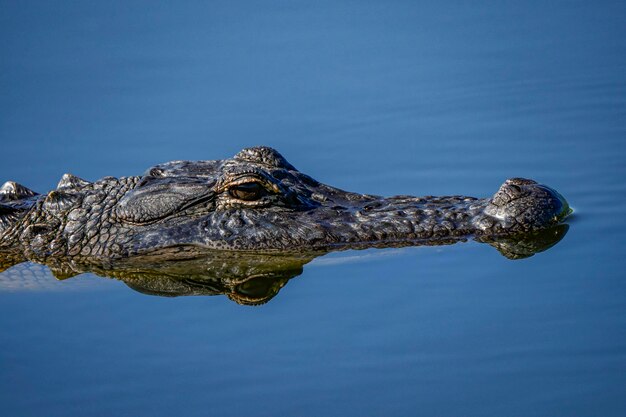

[229,182,267,201]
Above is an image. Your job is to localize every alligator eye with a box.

[229,182,267,201]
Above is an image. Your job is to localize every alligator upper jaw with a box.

[122,177,572,256]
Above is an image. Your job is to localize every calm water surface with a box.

[1,1,625,416]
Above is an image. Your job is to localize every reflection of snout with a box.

[486,178,571,231]
[478,223,570,259]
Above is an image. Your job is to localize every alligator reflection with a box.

[0,225,568,305]
[85,252,312,305]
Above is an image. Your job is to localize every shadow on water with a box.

[0,224,568,305]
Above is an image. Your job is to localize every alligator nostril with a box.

[509,184,522,193]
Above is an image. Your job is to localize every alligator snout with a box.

[484,178,571,232]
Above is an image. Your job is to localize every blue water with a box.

[1,1,625,416]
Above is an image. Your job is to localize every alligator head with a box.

[0,146,571,264]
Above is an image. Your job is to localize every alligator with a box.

[0,146,571,273]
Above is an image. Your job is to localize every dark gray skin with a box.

[0,146,570,265]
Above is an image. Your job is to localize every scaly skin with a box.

[0,146,571,265]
